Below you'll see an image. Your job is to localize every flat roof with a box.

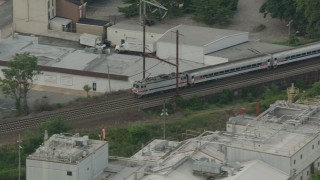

[109,23,168,34]
[226,101,320,157]
[78,18,111,26]
[158,24,248,46]
[50,16,72,26]
[27,134,106,164]
[208,41,291,61]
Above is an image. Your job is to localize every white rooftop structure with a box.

[156,25,249,64]
[27,133,108,180]
[102,100,320,180]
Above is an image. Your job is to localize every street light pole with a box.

[161,102,168,140]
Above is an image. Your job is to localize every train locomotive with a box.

[132,43,320,98]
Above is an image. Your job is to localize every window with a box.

[67,171,72,176]
[300,154,303,159]
[307,171,309,175]
[294,160,296,164]
[300,176,302,180]
[318,162,319,167]
[92,82,97,91]
[313,145,315,149]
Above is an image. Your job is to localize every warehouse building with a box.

[156,25,249,65]
[26,133,108,180]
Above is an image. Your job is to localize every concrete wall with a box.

[0,23,13,39]
[76,23,105,38]
[203,33,249,54]
[13,0,49,35]
[291,134,320,179]
[56,0,85,32]
[28,70,129,93]
[44,30,81,41]
[156,41,204,63]
[227,146,291,174]
[26,160,78,180]
[107,26,163,46]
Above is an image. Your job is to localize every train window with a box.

[312,51,316,54]
[302,53,306,56]
[236,68,240,71]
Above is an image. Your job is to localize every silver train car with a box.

[132,42,320,97]
[132,73,188,98]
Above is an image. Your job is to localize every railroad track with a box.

[0,58,320,134]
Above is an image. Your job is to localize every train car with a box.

[273,43,320,67]
[132,73,188,98]
[185,55,271,86]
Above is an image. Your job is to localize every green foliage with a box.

[306,81,320,97]
[218,89,234,104]
[101,110,225,157]
[119,0,238,25]
[39,117,72,137]
[23,131,43,155]
[259,84,286,111]
[0,52,41,115]
[260,0,320,40]
[192,0,235,25]
[83,84,91,97]
[312,171,320,180]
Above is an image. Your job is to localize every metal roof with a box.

[224,160,289,180]
[109,23,168,34]
[50,16,72,26]
[208,41,291,62]
[158,24,248,47]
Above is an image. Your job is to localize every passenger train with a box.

[132,43,320,98]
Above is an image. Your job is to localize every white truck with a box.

[79,33,106,49]
[115,37,155,54]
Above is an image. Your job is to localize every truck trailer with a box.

[115,37,155,54]
[79,33,110,49]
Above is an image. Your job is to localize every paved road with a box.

[0,0,12,28]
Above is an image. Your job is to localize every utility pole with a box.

[143,18,146,79]
[161,102,168,140]
[17,134,22,180]
[176,29,179,96]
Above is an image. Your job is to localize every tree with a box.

[40,117,72,137]
[296,0,320,39]
[0,53,41,115]
[260,0,320,39]
[118,0,238,25]
[191,0,236,25]
[83,84,91,97]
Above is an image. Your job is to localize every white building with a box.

[26,133,108,180]
[100,100,320,180]
[156,25,249,65]
[107,23,167,47]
